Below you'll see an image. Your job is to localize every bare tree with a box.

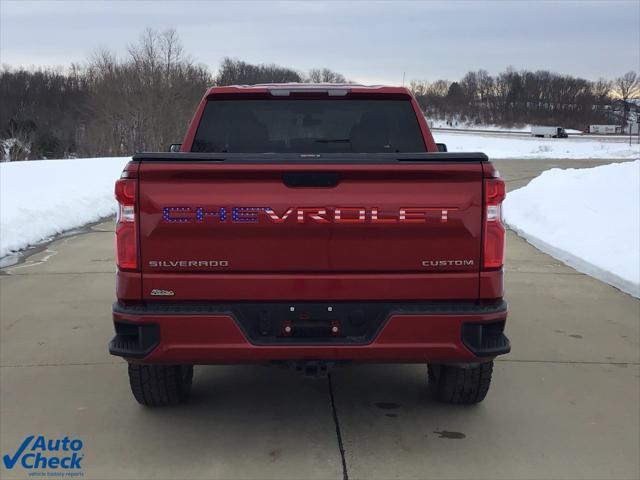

[476,70,494,104]
[1,119,35,161]
[427,80,450,97]
[84,29,210,155]
[613,71,639,129]
[408,79,428,97]
[593,78,612,102]
[614,71,639,103]
[306,68,348,83]
[216,57,302,86]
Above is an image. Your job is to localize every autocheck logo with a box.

[3,435,84,473]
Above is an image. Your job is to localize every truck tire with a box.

[428,361,493,404]
[128,363,193,406]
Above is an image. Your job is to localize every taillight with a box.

[115,176,137,270]
[483,177,506,269]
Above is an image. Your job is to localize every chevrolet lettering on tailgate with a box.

[162,206,454,224]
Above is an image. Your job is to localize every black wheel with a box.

[128,363,193,406]
[428,361,493,404]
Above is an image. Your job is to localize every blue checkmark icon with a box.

[3,435,34,469]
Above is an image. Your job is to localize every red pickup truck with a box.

[110,84,510,406]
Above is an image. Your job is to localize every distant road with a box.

[432,127,638,143]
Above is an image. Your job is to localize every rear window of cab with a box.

[192,99,426,154]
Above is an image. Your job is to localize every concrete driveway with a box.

[1,159,638,480]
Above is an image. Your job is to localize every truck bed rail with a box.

[131,152,489,164]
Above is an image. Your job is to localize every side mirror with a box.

[169,143,182,152]
[436,143,447,152]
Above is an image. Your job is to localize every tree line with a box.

[409,69,639,129]
[0,28,348,161]
[1,28,637,161]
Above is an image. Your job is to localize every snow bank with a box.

[429,120,582,134]
[1,139,638,263]
[503,160,640,297]
[431,121,531,132]
[0,157,130,257]
[435,132,640,159]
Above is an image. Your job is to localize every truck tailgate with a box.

[138,160,483,300]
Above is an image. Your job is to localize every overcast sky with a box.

[1,0,639,84]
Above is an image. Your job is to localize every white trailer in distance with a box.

[589,125,621,134]
[531,126,568,138]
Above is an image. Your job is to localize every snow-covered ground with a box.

[429,119,582,134]
[430,120,531,132]
[0,132,638,261]
[0,157,130,257]
[504,160,640,298]
[434,131,640,159]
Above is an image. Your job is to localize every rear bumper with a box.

[109,301,510,364]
